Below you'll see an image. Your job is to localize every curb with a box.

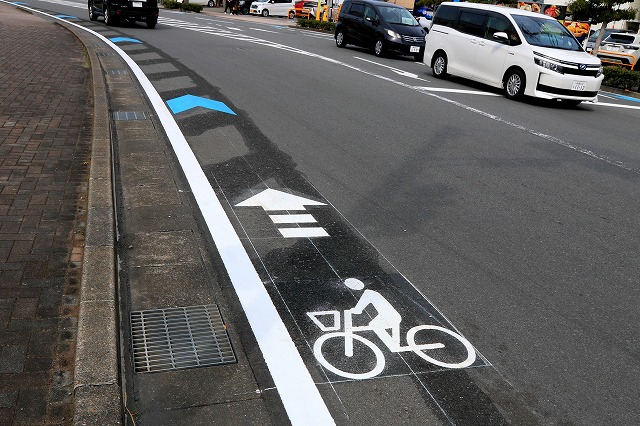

[64,25,122,425]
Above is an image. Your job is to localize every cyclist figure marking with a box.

[308,278,477,380]
[344,278,402,351]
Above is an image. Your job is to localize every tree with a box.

[568,0,637,55]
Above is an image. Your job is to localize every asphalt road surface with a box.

[18,1,640,424]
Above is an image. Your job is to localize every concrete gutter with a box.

[66,25,123,426]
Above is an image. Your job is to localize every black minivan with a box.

[335,0,426,61]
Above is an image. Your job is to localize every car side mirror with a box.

[493,32,509,43]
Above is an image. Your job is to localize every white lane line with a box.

[250,27,280,33]
[227,26,242,31]
[415,86,501,96]
[8,4,336,425]
[279,227,329,238]
[354,56,429,81]
[591,101,640,110]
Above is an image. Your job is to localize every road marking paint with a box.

[236,188,326,210]
[166,94,236,115]
[414,86,501,96]
[6,4,336,425]
[592,101,640,110]
[110,37,142,43]
[279,227,329,238]
[227,26,242,31]
[269,214,317,224]
[250,27,280,33]
[354,56,429,81]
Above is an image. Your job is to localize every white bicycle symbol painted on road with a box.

[307,278,476,380]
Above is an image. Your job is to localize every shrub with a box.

[602,66,640,91]
[297,18,335,32]
[161,0,203,12]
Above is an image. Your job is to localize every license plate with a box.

[606,45,619,52]
[132,1,142,6]
[410,46,420,53]
[572,81,586,91]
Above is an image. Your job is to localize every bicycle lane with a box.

[10,2,545,424]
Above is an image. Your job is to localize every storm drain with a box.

[131,304,236,373]
[114,111,150,121]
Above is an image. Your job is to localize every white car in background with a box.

[597,32,640,71]
[250,0,295,17]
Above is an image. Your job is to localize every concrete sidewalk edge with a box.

[60,23,123,426]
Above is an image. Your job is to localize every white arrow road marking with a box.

[279,227,329,238]
[236,188,327,210]
[269,214,317,223]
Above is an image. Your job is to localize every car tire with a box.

[432,52,448,78]
[262,9,269,17]
[374,38,385,57]
[241,7,249,14]
[147,18,157,29]
[208,0,214,6]
[289,10,295,18]
[88,1,98,20]
[104,4,114,25]
[336,30,347,48]
[504,68,526,100]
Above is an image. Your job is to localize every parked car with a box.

[238,0,258,14]
[334,0,426,61]
[585,28,633,52]
[89,0,159,28]
[423,2,604,105]
[597,32,640,70]
[250,0,296,17]
[289,0,317,19]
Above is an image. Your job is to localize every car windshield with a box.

[378,6,418,26]
[512,15,582,51]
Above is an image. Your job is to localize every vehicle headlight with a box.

[596,66,603,77]
[534,57,564,74]
[386,29,401,40]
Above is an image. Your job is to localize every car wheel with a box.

[335,30,347,48]
[262,9,269,17]
[374,38,385,57]
[241,7,249,14]
[88,1,98,20]
[147,18,157,29]
[104,4,115,25]
[432,52,447,78]
[289,10,295,18]
[504,68,526,100]
[208,0,214,6]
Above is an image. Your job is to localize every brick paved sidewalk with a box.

[0,4,92,425]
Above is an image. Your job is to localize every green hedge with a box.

[161,0,204,12]
[602,66,640,91]
[297,18,335,32]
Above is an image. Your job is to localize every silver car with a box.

[597,32,640,71]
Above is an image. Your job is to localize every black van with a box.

[335,0,426,61]
[89,0,159,28]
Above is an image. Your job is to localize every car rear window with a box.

[606,34,636,44]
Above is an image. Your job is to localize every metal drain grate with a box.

[131,305,236,373]
[113,111,149,121]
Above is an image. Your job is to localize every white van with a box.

[250,0,295,17]
[423,2,604,105]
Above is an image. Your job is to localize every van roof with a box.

[346,0,407,8]
[438,1,557,20]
